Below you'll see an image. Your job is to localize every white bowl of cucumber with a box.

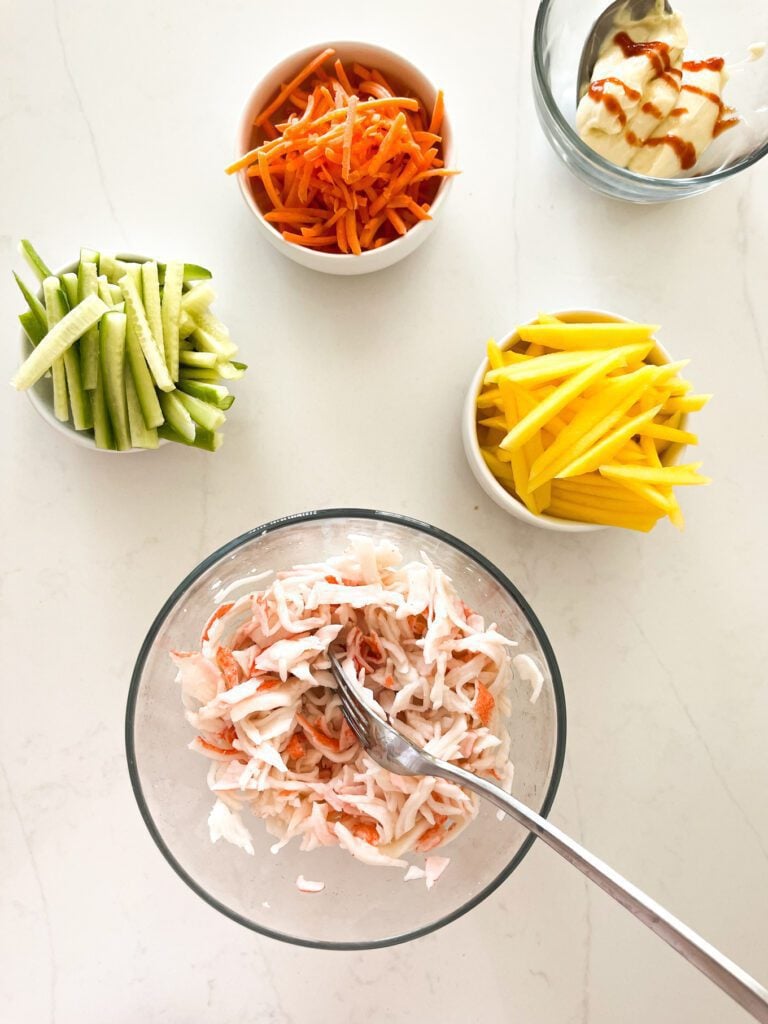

[232,41,455,275]
[14,243,245,453]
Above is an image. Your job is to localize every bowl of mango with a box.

[462,310,711,533]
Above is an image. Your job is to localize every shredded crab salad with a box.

[172,536,543,883]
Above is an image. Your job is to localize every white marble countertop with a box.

[2,1,767,1021]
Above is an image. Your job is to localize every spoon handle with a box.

[431,760,768,1022]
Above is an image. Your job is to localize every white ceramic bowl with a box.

[462,310,685,532]
[234,41,454,276]
[19,254,164,453]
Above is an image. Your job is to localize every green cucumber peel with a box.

[19,311,46,347]
[160,261,183,382]
[124,312,164,429]
[77,260,100,390]
[159,390,195,442]
[174,389,226,431]
[158,262,212,284]
[13,272,48,331]
[157,422,223,452]
[99,311,131,450]
[19,240,53,281]
[125,371,159,448]
[92,363,115,450]
[179,350,218,369]
[177,380,234,410]
[119,275,173,392]
[141,262,165,364]
[43,278,69,422]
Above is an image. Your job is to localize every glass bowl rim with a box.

[125,507,567,950]
[532,0,768,189]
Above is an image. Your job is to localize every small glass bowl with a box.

[126,509,566,949]
[532,0,768,202]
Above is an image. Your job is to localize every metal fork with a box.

[327,649,768,1022]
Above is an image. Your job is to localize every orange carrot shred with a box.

[255,47,336,126]
[429,89,445,134]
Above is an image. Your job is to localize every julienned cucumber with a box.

[119,275,174,392]
[12,244,243,453]
[100,312,131,451]
[161,261,183,382]
[77,256,100,390]
[19,240,53,282]
[177,380,234,410]
[43,278,70,422]
[159,390,195,442]
[126,371,159,449]
[158,423,223,451]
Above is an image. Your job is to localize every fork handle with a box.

[428,759,768,1022]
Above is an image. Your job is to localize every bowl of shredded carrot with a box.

[228,42,456,275]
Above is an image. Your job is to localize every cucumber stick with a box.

[119,275,173,392]
[42,278,69,421]
[159,391,195,442]
[158,262,212,284]
[58,273,93,430]
[192,327,237,359]
[77,259,100,389]
[19,311,46,347]
[12,292,108,390]
[158,423,223,452]
[180,282,216,319]
[19,240,53,282]
[92,362,114,450]
[99,312,130,451]
[179,350,218,369]
[125,307,164,428]
[178,367,221,382]
[99,254,130,284]
[141,262,165,363]
[217,360,247,380]
[97,275,113,306]
[13,272,48,331]
[161,260,183,382]
[177,380,234,410]
[174,390,226,431]
[61,273,79,308]
[126,371,159,449]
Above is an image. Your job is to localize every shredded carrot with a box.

[255,47,336,126]
[429,89,445,134]
[226,49,456,253]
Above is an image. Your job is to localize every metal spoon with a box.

[577,0,673,101]
[327,648,768,1023]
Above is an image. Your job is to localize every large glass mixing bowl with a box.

[126,509,566,949]
[533,0,768,202]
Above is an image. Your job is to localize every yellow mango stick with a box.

[479,415,508,430]
[599,463,712,486]
[484,342,652,387]
[517,322,659,350]
[480,448,517,484]
[664,394,713,413]
[638,422,698,445]
[477,387,503,409]
[557,405,661,479]
[547,500,662,532]
[499,350,628,452]
[528,364,664,489]
[486,339,505,370]
[515,385,551,511]
[498,383,542,514]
